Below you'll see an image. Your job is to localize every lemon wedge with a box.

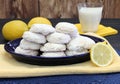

[90,43,113,67]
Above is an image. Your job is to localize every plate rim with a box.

[4,35,104,65]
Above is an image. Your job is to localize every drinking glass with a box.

[77,2,103,32]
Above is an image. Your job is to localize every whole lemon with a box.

[28,17,52,28]
[2,20,28,40]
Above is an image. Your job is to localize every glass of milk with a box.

[77,2,103,32]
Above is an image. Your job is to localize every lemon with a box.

[90,43,113,67]
[2,20,28,40]
[28,17,52,28]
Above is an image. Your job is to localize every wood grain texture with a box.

[86,0,103,3]
[0,0,39,18]
[60,0,85,18]
[39,0,61,18]
[0,0,120,18]
[11,0,39,18]
[39,0,85,18]
[114,0,120,18]
[103,0,120,18]
[0,0,12,18]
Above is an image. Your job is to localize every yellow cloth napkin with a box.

[75,24,118,37]
[0,35,120,78]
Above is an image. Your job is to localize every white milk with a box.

[78,7,103,32]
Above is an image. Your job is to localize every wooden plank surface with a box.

[0,0,120,18]
[0,0,12,18]
[39,0,61,18]
[103,0,120,18]
[39,0,85,18]
[59,0,86,18]
[0,0,39,18]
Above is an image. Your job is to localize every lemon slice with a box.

[90,43,113,67]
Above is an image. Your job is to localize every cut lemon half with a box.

[90,43,113,67]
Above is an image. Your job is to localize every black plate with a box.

[4,35,104,66]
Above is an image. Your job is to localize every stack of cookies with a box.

[15,22,95,57]
[15,24,55,56]
[41,22,80,57]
